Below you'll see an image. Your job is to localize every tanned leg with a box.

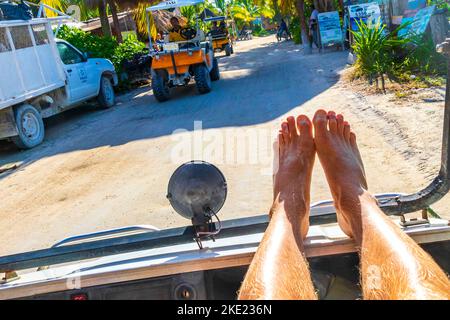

[238,115,317,300]
[313,109,450,300]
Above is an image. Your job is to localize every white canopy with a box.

[147,0,204,12]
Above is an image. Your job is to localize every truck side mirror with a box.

[82,52,90,61]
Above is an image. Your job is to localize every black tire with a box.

[210,57,220,81]
[230,45,234,54]
[11,104,45,149]
[194,64,212,94]
[97,75,115,109]
[152,71,170,102]
[224,44,231,56]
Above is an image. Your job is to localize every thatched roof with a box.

[151,9,187,33]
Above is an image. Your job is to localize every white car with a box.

[0,18,118,149]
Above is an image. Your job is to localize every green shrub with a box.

[403,35,447,75]
[351,20,409,91]
[57,25,147,81]
[289,17,302,45]
[113,34,147,72]
[252,25,269,37]
[57,25,118,64]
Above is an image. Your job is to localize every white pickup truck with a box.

[0,17,118,149]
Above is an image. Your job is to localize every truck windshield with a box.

[0,13,448,258]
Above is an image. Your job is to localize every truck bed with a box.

[0,19,66,110]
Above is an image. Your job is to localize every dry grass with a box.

[341,66,446,101]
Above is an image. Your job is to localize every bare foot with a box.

[272,115,315,239]
[313,110,372,239]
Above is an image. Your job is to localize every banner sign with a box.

[404,0,427,18]
[398,5,435,38]
[317,11,343,46]
[348,2,382,31]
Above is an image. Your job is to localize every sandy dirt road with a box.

[0,36,448,256]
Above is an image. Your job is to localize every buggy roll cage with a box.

[0,39,449,276]
[203,16,226,22]
[145,0,205,55]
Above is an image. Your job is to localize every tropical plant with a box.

[289,16,302,44]
[351,20,409,92]
[214,0,226,14]
[427,0,450,13]
[180,5,199,26]
[253,24,270,36]
[403,34,447,75]
[230,0,274,27]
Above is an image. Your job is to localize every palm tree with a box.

[107,0,123,42]
[295,0,309,48]
[214,0,226,14]
[230,0,274,27]
[84,0,112,38]
[278,0,310,49]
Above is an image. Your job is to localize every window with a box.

[31,24,49,46]
[10,25,33,49]
[56,42,83,65]
[0,28,11,53]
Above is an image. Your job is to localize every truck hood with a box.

[89,58,116,73]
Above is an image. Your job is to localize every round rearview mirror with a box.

[167,161,227,220]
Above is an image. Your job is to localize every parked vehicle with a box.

[0,4,118,149]
[238,28,253,41]
[204,16,234,56]
[146,0,220,102]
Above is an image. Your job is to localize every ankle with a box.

[349,191,380,245]
[270,200,309,242]
[273,190,309,214]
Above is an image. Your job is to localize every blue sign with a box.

[398,5,435,38]
[348,2,382,31]
[318,11,343,45]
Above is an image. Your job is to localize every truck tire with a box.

[194,64,212,94]
[97,76,115,109]
[210,57,220,81]
[152,71,170,102]
[225,44,231,56]
[11,104,45,149]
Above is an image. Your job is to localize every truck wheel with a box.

[225,44,231,56]
[194,64,212,94]
[97,76,115,109]
[11,104,45,149]
[210,58,220,81]
[152,71,170,102]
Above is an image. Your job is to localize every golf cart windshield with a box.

[148,0,204,11]
[146,0,205,52]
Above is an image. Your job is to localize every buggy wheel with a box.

[210,57,220,81]
[152,71,170,102]
[224,44,231,56]
[11,104,45,149]
[194,64,212,94]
